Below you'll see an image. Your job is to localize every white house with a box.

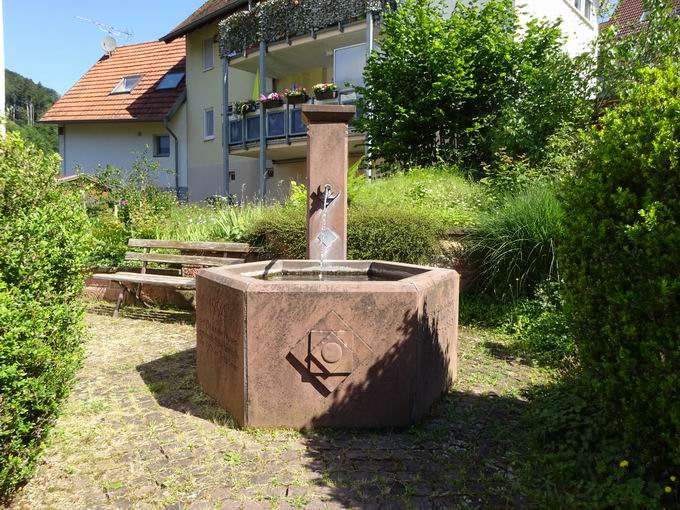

[40,39,188,196]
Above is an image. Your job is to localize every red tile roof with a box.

[41,38,186,123]
[601,0,680,33]
[161,0,246,42]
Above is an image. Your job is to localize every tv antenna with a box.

[75,15,133,40]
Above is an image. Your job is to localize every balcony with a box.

[227,88,365,160]
[218,0,387,58]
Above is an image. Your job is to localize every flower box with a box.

[286,94,309,105]
[262,98,284,109]
[314,90,338,101]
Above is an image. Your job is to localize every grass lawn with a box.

[9,305,555,510]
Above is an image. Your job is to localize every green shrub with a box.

[247,205,307,259]
[87,212,129,267]
[521,380,664,509]
[348,206,444,264]
[561,64,680,468]
[0,133,90,498]
[466,185,564,296]
[247,203,447,264]
[358,0,590,170]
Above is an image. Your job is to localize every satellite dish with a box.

[101,35,117,54]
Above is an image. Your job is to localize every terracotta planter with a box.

[314,90,337,101]
[262,98,284,109]
[286,94,308,105]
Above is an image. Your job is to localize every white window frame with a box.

[204,108,215,141]
[153,134,171,157]
[111,75,142,95]
[203,38,215,71]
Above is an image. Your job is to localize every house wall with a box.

[185,21,272,202]
[517,0,598,56]
[167,101,188,195]
[60,121,185,189]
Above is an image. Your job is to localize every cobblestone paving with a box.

[10,305,550,510]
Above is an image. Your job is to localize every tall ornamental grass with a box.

[466,185,564,296]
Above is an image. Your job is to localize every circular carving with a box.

[320,341,343,364]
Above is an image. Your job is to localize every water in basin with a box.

[257,271,402,282]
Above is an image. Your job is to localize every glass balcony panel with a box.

[290,109,307,135]
[246,116,260,141]
[229,119,243,144]
[267,111,285,138]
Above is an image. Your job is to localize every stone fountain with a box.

[195,105,459,428]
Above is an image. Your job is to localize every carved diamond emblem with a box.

[288,311,372,393]
[317,229,339,248]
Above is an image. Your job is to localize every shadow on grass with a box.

[136,348,235,427]
[482,340,533,366]
[88,302,196,325]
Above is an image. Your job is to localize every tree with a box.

[357,0,590,171]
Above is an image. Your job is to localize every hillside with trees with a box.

[5,69,60,154]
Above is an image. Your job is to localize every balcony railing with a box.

[228,88,361,149]
[219,0,387,57]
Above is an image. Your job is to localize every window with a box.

[154,135,170,157]
[156,71,185,90]
[111,75,142,94]
[585,0,593,19]
[204,108,215,140]
[573,0,582,10]
[203,38,214,71]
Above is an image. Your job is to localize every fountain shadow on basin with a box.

[195,259,460,429]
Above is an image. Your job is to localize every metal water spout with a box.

[301,105,356,261]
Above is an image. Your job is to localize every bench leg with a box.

[113,285,128,318]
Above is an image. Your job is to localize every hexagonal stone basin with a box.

[196,260,459,428]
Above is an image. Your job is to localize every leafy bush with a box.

[0,133,90,498]
[247,204,307,259]
[348,206,444,264]
[466,185,564,296]
[247,203,447,265]
[521,380,666,509]
[83,152,176,266]
[87,212,129,268]
[358,0,589,170]
[561,64,680,469]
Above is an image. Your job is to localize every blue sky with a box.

[4,0,205,95]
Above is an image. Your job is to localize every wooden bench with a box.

[92,239,253,317]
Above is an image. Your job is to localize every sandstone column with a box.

[301,105,356,260]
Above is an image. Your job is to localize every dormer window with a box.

[111,75,142,94]
[156,71,185,90]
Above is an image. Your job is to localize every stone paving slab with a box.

[9,306,548,509]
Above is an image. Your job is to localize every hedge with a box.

[0,133,91,498]
[247,203,445,264]
[561,64,680,467]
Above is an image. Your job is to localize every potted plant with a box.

[284,86,308,105]
[313,82,338,101]
[260,92,284,109]
[233,100,257,117]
